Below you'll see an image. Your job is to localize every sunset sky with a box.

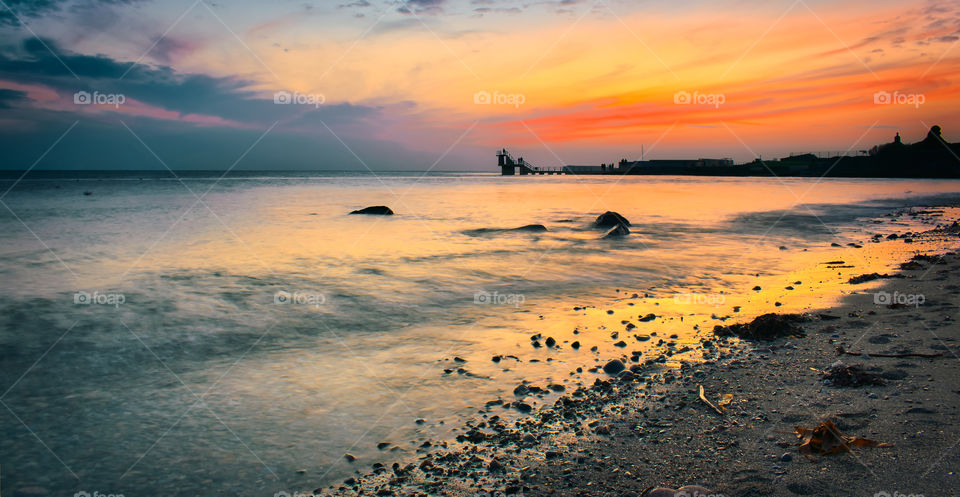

[0,0,958,170]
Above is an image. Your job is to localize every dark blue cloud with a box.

[0,88,26,108]
[0,37,437,170]
[0,38,385,126]
[0,0,145,27]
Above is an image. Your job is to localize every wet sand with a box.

[314,210,960,497]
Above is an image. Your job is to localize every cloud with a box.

[0,87,26,108]
[0,37,391,127]
[0,0,145,27]
[0,37,441,170]
[397,0,446,15]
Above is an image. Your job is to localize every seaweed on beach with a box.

[712,313,807,341]
[821,361,884,387]
[848,273,904,284]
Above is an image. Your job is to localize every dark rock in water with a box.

[513,402,532,412]
[603,224,630,239]
[344,453,356,462]
[613,340,627,347]
[595,211,631,227]
[638,313,656,322]
[545,337,556,347]
[464,224,548,235]
[603,359,625,375]
[512,224,548,232]
[713,313,806,340]
[571,341,580,349]
[350,206,394,215]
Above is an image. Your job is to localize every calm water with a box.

[1,172,959,496]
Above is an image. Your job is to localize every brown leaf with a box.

[794,420,892,458]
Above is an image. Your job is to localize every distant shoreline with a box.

[498,126,960,178]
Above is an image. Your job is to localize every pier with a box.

[496,149,566,175]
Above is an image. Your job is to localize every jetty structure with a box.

[496,147,732,175]
[496,149,565,175]
[496,127,960,178]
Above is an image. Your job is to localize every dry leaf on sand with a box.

[795,420,892,458]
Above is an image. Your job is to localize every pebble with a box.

[781,453,792,462]
[603,359,626,375]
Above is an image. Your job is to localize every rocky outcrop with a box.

[350,206,394,215]
[603,224,630,238]
[595,211,631,227]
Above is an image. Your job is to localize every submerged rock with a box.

[603,224,630,239]
[463,224,548,235]
[350,206,394,215]
[511,224,548,232]
[595,211,631,227]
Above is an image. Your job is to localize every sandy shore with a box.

[319,212,960,497]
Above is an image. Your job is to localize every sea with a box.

[2,171,959,496]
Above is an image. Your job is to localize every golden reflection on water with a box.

[100,177,960,280]
[7,177,960,491]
